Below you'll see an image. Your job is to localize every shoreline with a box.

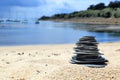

[41,18,120,32]
[0,42,120,80]
[43,18,120,25]
[0,41,118,47]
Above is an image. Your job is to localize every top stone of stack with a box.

[76,36,98,45]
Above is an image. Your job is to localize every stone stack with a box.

[70,36,108,64]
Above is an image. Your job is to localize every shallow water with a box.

[0,21,120,46]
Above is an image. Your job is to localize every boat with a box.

[35,21,40,24]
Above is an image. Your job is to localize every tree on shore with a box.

[108,1,120,8]
[87,3,106,10]
[39,16,50,20]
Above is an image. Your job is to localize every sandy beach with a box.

[0,42,120,80]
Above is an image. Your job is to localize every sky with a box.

[0,0,117,19]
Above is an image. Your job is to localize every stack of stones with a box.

[70,36,108,64]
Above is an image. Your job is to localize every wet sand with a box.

[0,42,120,80]
[49,18,120,25]
[43,18,120,32]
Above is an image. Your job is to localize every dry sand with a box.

[0,43,120,80]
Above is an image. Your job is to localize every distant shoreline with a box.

[40,18,120,32]
[44,18,120,25]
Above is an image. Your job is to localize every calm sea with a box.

[0,21,120,46]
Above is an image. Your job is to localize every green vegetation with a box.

[39,1,120,20]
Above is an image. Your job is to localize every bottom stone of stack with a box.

[70,55,108,64]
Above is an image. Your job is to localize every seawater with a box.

[0,21,120,46]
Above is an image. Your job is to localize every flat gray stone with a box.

[75,45,97,49]
[76,43,98,46]
[70,58,108,64]
[76,41,98,44]
[74,46,98,51]
[74,49,99,53]
[80,36,95,39]
[73,52,102,55]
